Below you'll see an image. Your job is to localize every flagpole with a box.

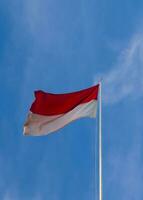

[99,81,103,200]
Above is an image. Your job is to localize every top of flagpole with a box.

[94,77,103,87]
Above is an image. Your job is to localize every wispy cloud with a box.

[95,33,143,104]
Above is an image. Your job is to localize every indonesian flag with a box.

[24,84,99,136]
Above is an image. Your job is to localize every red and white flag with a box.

[24,84,99,136]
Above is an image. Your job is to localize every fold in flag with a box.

[24,84,99,136]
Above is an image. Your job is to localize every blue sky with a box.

[0,0,143,199]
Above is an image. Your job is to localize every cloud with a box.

[94,33,143,104]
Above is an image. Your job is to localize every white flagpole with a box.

[99,81,103,200]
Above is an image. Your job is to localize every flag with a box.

[23,84,99,136]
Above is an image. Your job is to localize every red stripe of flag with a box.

[30,84,99,116]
